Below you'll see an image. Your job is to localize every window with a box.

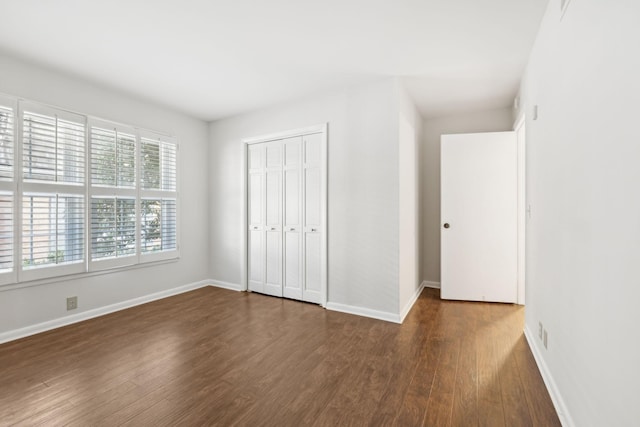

[139,133,178,262]
[0,95,179,287]
[20,103,85,280]
[89,121,139,270]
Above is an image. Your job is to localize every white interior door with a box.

[283,136,303,300]
[248,144,264,293]
[264,142,283,297]
[303,133,323,304]
[441,131,517,303]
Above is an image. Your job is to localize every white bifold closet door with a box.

[247,132,324,304]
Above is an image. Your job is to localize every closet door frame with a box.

[242,124,327,307]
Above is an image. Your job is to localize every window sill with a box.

[0,255,180,293]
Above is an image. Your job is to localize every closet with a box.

[246,129,325,304]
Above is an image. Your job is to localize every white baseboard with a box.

[422,280,441,289]
[524,325,574,427]
[0,280,211,345]
[326,302,400,324]
[209,280,243,292]
[399,283,425,323]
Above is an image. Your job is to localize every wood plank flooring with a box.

[0,287,560,426]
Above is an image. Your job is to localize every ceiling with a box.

[0,0,548,122]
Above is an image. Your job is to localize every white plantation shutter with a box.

[0,105,14,181]
[91,197,136,260]
[0,193,12,273]
[23,111,84,184]
[0,96,15,285]
[141,137,176,191]
[20,104,86,281]
[22,194,84,267]
[89,120,138,269]
[0,96,181,287]
[140,132,178,261]
[91,126,136,188]
[141,198,176,253]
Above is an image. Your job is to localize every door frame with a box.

[241,123,328,307]
[514,114,526,305]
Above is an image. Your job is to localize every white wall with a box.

[519,0,640,425]
[209,78,403,316]
[420,108,513,284]
[0,55,210,336]
[397,84,422,315]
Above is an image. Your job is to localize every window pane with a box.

[57,196,84,262]
[118,133,136,187]
[23,194,84,268]
[141,139,160,190]
[141,198,176,253]
[57,119,85,184]
[0,106,14,181]
[0,193,12,272]
[141,199,161,252]
[161,199,177,250]
[91,197,136,260]
[91,127,136,188]
[23,112,84,184]
[90,127,116,187]
[23,113,56,182]
[161,142,177,191]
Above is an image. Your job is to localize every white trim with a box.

[524,325,574,427]
[423,280,441,289]
[242,124,325,145]
[514,116,526,305]
[326,301,401,324]
[241,142,248,291]
[399,282,425,323]
[0,279,210,345]
[209,280,243,292]
[0,257,178,293]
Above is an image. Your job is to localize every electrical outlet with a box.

[538,322,543,339]
[66,296,78,311]
[543,329,548,349]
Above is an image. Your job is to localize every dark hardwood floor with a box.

[0,287,560,426]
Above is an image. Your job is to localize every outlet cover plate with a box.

[67,296,78,311]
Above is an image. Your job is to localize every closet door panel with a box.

[263,141,283,297]
[266,171,281,227]
[304,232,321,303]
[284,231,301,299]
[248,172,263,226]
[285,169,300,226]
[302,133,323,304]
[283,137,302,300]
[264,230,282,296]
[248,229,263,292]
[304,168,321,227]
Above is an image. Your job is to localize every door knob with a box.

[270,227,276,231]
[443,223,450,229]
